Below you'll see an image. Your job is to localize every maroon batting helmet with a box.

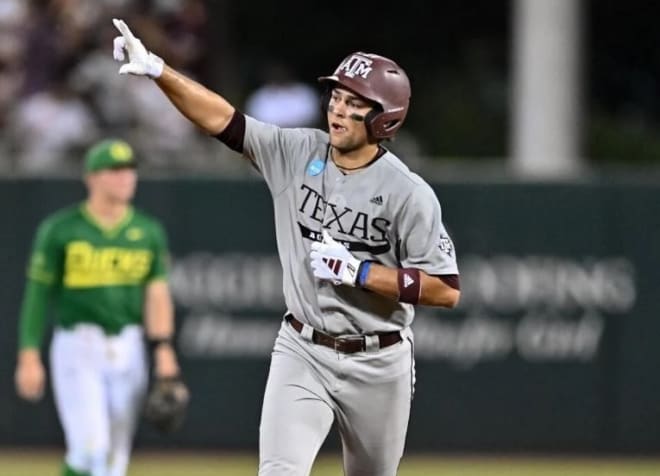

[318,52,411,140]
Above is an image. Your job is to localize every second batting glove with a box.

[112,18,164,78]
[310,230,362,287]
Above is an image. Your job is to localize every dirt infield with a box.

[2,449,660,476]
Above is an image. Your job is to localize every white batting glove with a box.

[112,18,164,78]
[310,230,361,287]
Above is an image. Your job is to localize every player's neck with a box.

[85,198,130,228]
[331,144,381,173]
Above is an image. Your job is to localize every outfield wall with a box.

[1,178,658,453]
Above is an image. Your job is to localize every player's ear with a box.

[83,173,94,190]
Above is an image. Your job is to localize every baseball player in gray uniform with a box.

[113,19,460,476]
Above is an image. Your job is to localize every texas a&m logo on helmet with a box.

[336,54,373,79]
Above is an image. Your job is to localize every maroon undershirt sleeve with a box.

[437,274,460,290]
[214,110,246,153]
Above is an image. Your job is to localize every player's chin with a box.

[329,136,356,154]
[113,190,135,203]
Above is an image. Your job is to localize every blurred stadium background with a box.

[2,0,660,474]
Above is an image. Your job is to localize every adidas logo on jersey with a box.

[370,195,383,206]
[403,273,414,288]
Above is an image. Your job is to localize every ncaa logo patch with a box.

[307,158,325,176]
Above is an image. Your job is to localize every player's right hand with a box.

[310,230,362,287]
[112,18,164,78]
[15,349,45,402]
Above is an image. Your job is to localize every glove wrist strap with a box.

[147,53,164,78]
[343,256,362,287]
[357,261,373,287]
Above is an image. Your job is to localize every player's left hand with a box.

[144,375,190,433]
[310,230,361,286]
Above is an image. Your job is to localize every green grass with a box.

[2,450,660,476]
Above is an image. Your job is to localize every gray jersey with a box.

[243,116,458,334]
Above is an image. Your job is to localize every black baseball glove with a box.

[143,375,190,434]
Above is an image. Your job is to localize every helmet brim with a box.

[317,75,339,83]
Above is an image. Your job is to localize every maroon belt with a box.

[285,314,402,354]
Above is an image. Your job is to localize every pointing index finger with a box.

[112,18,136,41]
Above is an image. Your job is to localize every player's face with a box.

[327,88,373,152]
[89,167,137,204]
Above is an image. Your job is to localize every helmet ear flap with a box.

[363,106,382,140]
[368,107,407,140]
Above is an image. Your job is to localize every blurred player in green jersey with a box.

[14,139,182,476]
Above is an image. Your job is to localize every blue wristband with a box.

[357,261,372,287]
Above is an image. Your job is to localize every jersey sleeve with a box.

[242,115,314,196]
[19,217,62,349]
[147,219,169,282]
[397,183,459,275]
[26,218,63,285]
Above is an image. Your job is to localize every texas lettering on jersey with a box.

[297,183,391,254]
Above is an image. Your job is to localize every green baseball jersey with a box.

[22,203,169,339]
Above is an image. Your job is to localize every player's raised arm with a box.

[112,18,235,135]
